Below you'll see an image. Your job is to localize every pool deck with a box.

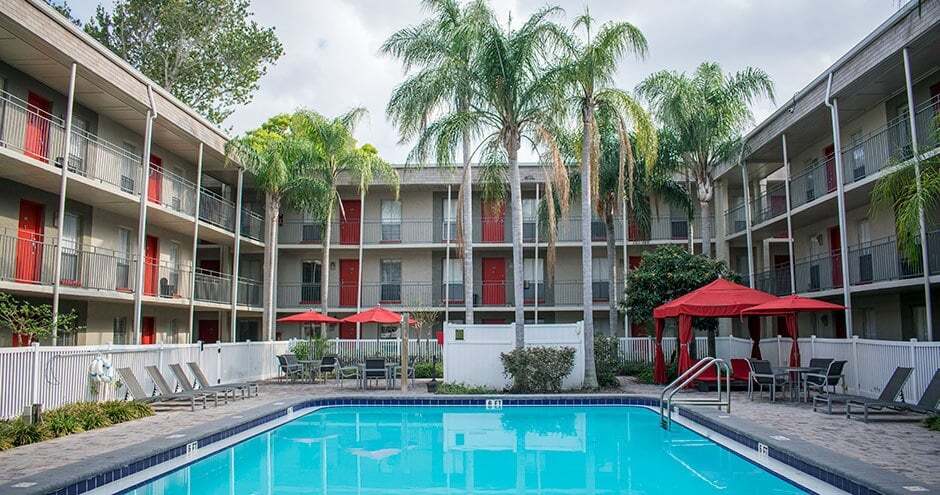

[0,378,936,494]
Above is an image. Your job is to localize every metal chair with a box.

[804,360,847,401]
[747,359,788,402]
[362,358,389,389]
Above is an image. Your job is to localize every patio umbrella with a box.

[342,306,418,326]
[741,295,845,366]
[277,310,340,339]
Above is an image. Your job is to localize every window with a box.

[61,213,80,284]
[112,316,128,345]
[380,259,401,302]
[850,131,866,179]
[523,258,544,303]
[442,258,464,302]
[522,198,538,241]
[442,198,457,241]
[381,200,402,242]
[301,261,321,303]
[301,211,322,242]
[116,227,132,290]
[121,142,138,193]
[592,258,610,301]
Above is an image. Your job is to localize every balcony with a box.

[790,156,836,210]
[841,114,913,185]
[556,216,702,242]
[753,265,791,296]
[915,95,939,154]
[146,163,197,217]
[361,282,434,307]
[724,204,747,235]
[278,221,340,245]
[236,277,262,307]
[362,220,434,245]
[193,269,232,304]
[793,251,843,294]
[750,183,787,225]
[848,235,921,285]
[198,189,235,231]
[277,283,322,307]
[240,208,264,242]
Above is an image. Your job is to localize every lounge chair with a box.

[803,360,847,401]
[747,359,789,402]
[847,369,940,422]
[169,363,239,401]
[186,362,259,398]
[146,365,222,408]
[276,354,304,382]
[117,367,207,411]
[812,367,912,415]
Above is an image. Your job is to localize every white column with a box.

[534,183,540,323]
[355,185,365,339]
[187,143,204,338]
[826,77,853,335]
[133,86,158,344]
[741,162,755,288]
[622,196,629,336]
[230,168,244,342]
[445,185,452,321]
[51,62,77,346]
[902,47,934,341]
[781,134,796,294]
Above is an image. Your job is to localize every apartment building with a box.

[714,1,940,342]
[0,0,265,346]
[274,165,709,340]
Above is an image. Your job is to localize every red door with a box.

[198,320,219,343]
[481,201,505,242]
[828,226,842,288]
[628,256,642,270]
[141,316,156,345]
[148,155,163,204]
[339,259,358,306]
[823,145,836,193]
[144,235,159,296]
[16,200,45,283]
[482,257,506,305]
[339,323,357,339]
[24,92,52,163]
[340,200,361,245]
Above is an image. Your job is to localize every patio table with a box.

[298,359,321,383]
[774,366,822,402]
[357,362,397,389]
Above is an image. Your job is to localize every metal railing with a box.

[147,163,197,217]
[277,283,323,307]
[724,204,747,234]
[240,208,264,241]
[362,220,434,244]
[660,357,731,430]
[753,265,791,296]
[193,269,232,304]
[793,250,843,293]
[360,282,434,307]
[142,260,191,299]
[0,89,67,165]
[914,95,940,153]
[198,188,235,231]
[237,277,262,307]
[69,126,142,196]
[750,182,787,225]
[278,221,339,244]
[847,235,921,285]
[0,229,56,286]
[790,156,835,209]
[842,113,912,185]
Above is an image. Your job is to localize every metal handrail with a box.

[659,357,731,430]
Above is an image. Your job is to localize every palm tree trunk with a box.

[604,210,618,335]
[581,107,598,389]
[462,127,474,324]
[507,137,525,349]
[262,192,280,340]
[699,198,711,258]
[321,196,335,330]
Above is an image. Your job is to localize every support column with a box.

[133,86,158,344]
[51,62,77,346]
[355,184,365,339]
[622,196,629,336]
[903,47,934,341]
[445,185,452,321]
[781,134,796,294]
[825,74,853,335]
[741,162,755,288]
[534,183,540,323]
[187,143,204,338]
[230,168,244,342]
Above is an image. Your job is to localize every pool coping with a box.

[1,394,935,495]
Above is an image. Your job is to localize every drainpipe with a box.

[741,160,755,288]
[622,195,629,336]
[133,85,158,344]
[781,134,796,294]
[445,185,452,321]
[902,47,934,341]
[187,143,203,339]
[230,168,244,341]
[51,62,77,346]
[824,73,853,337]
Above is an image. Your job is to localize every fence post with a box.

[216,340,222,385]
[909,338,919,401]
[646,336,653,364]
[810,335,816,359]
[157,343,165,373]
[30,342,40,409]
[851,335,860,393]
[776,335,783,366]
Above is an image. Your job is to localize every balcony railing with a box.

[198,189,235,231]
[361,282,434,307]
[362,220,433,244]
[842,114,912,185]
[790,156,836,209]
[278,221,340,245]
[753,265,791,296]
[556,216,702,242]
[69,126,143,196]
[750,182,787,225]
[915,95,940,153]
[147,163,197,217]
[237,277,262,307]
[0,90,67,166]
[142,259,192,299]
[793,251,843,294]
[241,208,264,241]
[848,235,921,285]
[277,283,322,307]
[725,204,747,234]
[193,269,232,304]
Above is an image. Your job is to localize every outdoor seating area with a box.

[276,352,418,390]
[116,362,259,412]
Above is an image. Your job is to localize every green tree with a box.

[637,62,774,257]
[555,10,656,387]
[619,245,740,355]
[383,0,491,324]
[84,0,283,124]
[0,293,82,344]
[871,153,940,266]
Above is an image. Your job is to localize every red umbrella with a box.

[342,306,417,326]
[741,295,845,366]
[277,310,341,324]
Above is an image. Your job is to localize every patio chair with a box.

[392,355,418,390]
[730,358,751,383]
[747,359,788,402]
[146,365,222,408]
[847,369,940,422]
[320,355,360,386]
[362,358,389,390]
[277,354,304,382]
[803,360,847,402]
[812,367,912,415]
[116,367,207,411]
[187,362,259,398]
[169,363,239,401]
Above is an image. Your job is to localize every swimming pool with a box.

[120,405,817,494]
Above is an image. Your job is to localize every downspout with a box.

[187,143,204,338]
[781,134,796,294]
[902,46,934,341]
[133,85,158,344]
[51,62,77,346]
[230,168,244,341]
[824,72,854,336]
[741,159,755,288]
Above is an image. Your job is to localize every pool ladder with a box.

[660,357,732,430]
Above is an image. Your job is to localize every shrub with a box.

[0,401,154,451]
[593,336,621,388]
[64,403,113,430]
[414,361,442,379]
[289,340,310,361]
[620,361,649,377]
[436,382,499,395]
[42,410,85,438]
[3,419,49,447]
[501,346,576,393]
[926,415,940,432]
[99,400,153,423]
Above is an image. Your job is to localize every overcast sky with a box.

[70,0,904,162]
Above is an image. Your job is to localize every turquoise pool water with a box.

[124,405,808,494]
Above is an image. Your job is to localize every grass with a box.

[0,401,154,451]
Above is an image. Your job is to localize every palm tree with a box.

[555,10,656,387]
[871,154,940,266]
[226,112,332,340]
[383,0,490,324]
[637,62,774,257]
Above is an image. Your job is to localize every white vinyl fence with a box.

[323,339,442,362]
[0,341,290,420]
[618,335,940,403]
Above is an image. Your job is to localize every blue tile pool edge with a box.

[31,394,927,495]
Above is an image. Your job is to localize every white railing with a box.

[321,338,442,362]
[0,341,290,420]
[617,335,940,403]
